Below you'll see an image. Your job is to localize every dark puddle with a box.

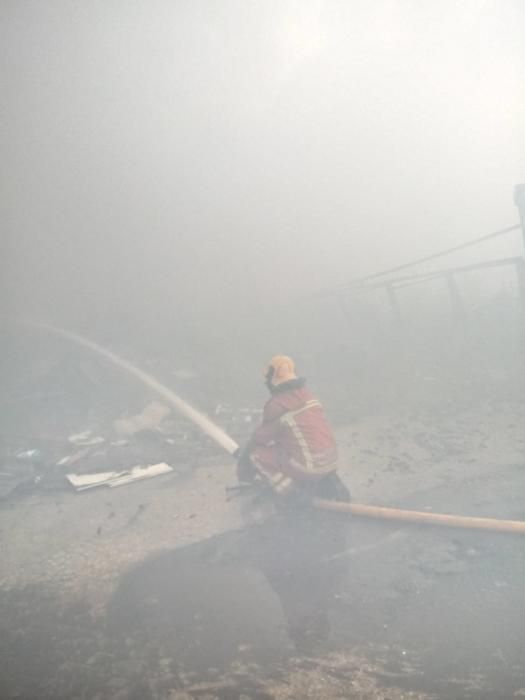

[108,507,350,671]
[0,509,351,699]
[2,507,525,699]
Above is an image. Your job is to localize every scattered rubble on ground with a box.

[68,430,106,446]
[66,462,174,491]
[2,342,525,699]
[113,401,172,437]
[0,355,259,501]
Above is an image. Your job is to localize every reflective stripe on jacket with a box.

[252,383,337,479]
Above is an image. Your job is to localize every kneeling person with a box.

[236,355,350,502]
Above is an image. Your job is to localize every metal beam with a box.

[514,184,525,252]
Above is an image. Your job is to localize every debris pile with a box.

[214,402,262,441]
[113,400,171,437]
[0,350,260,500]
[66,462,173,491]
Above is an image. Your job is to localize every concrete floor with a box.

[1,401,525,699]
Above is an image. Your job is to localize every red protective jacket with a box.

[251,380,338,481]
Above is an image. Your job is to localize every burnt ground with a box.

[1,348,525,699]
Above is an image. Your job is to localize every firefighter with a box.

[235,355,350,502]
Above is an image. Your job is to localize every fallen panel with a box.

[66,470,128,490]
[108,463,173,487]
[66,462,173,491]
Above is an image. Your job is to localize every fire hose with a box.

[26,321,525,535]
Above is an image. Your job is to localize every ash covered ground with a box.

[1,332,525,700]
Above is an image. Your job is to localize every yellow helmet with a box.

[265,355,297,387]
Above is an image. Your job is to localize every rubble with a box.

[15,448,43,461]
[68,431,105,447]
[113,401,171,437]
[0,333,263,507]
[66,462,173,491]
[214,403,262,442]
[56,448,92,467]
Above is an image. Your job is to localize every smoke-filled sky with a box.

[3,0,525,335]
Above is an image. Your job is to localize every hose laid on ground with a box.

[26,321,525,535]
[314,499,525,534]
